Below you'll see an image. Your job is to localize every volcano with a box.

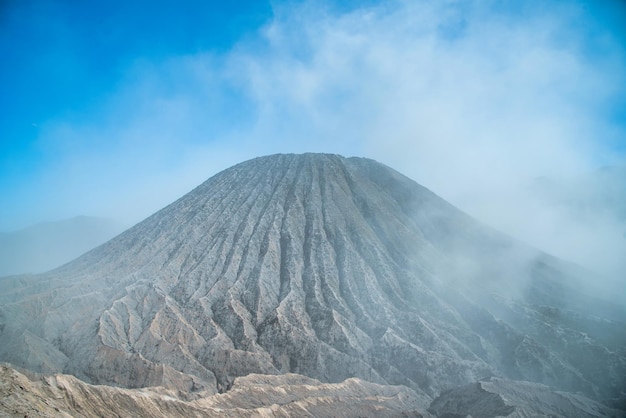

[1,154,624,415]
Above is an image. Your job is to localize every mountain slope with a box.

[0,154,624,406]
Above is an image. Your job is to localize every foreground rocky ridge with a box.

[0,154,624,411]
[2,364,621,417]
[0,364,426,417]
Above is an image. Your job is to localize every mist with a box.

[2,0,625,293]
[232,0,626,293]
[0,216,125,276]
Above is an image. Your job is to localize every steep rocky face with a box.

[0,154,624,405]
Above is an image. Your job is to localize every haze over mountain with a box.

[525,164,626,286]
[0,216,125,276]
[0,154,624,416]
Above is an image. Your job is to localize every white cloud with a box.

[223,0,626,287]
[14,0,626,288]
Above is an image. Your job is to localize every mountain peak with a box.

[0,154,624,406]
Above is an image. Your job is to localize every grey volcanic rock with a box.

[428,377,624,418]
[0,154,624,408]
[197,372,427,417]
[0,364,427,417]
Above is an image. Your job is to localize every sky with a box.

[1,0,625,285]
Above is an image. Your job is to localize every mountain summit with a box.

[0,154,624,407]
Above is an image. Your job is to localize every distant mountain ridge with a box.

[0,154,624,415]
[0,216,125,276]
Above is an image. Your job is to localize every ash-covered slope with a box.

[0,154,624,406]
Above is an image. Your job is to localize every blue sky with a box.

[1,0,274,225]
[1,0,626,279]
[0,0,382,228]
